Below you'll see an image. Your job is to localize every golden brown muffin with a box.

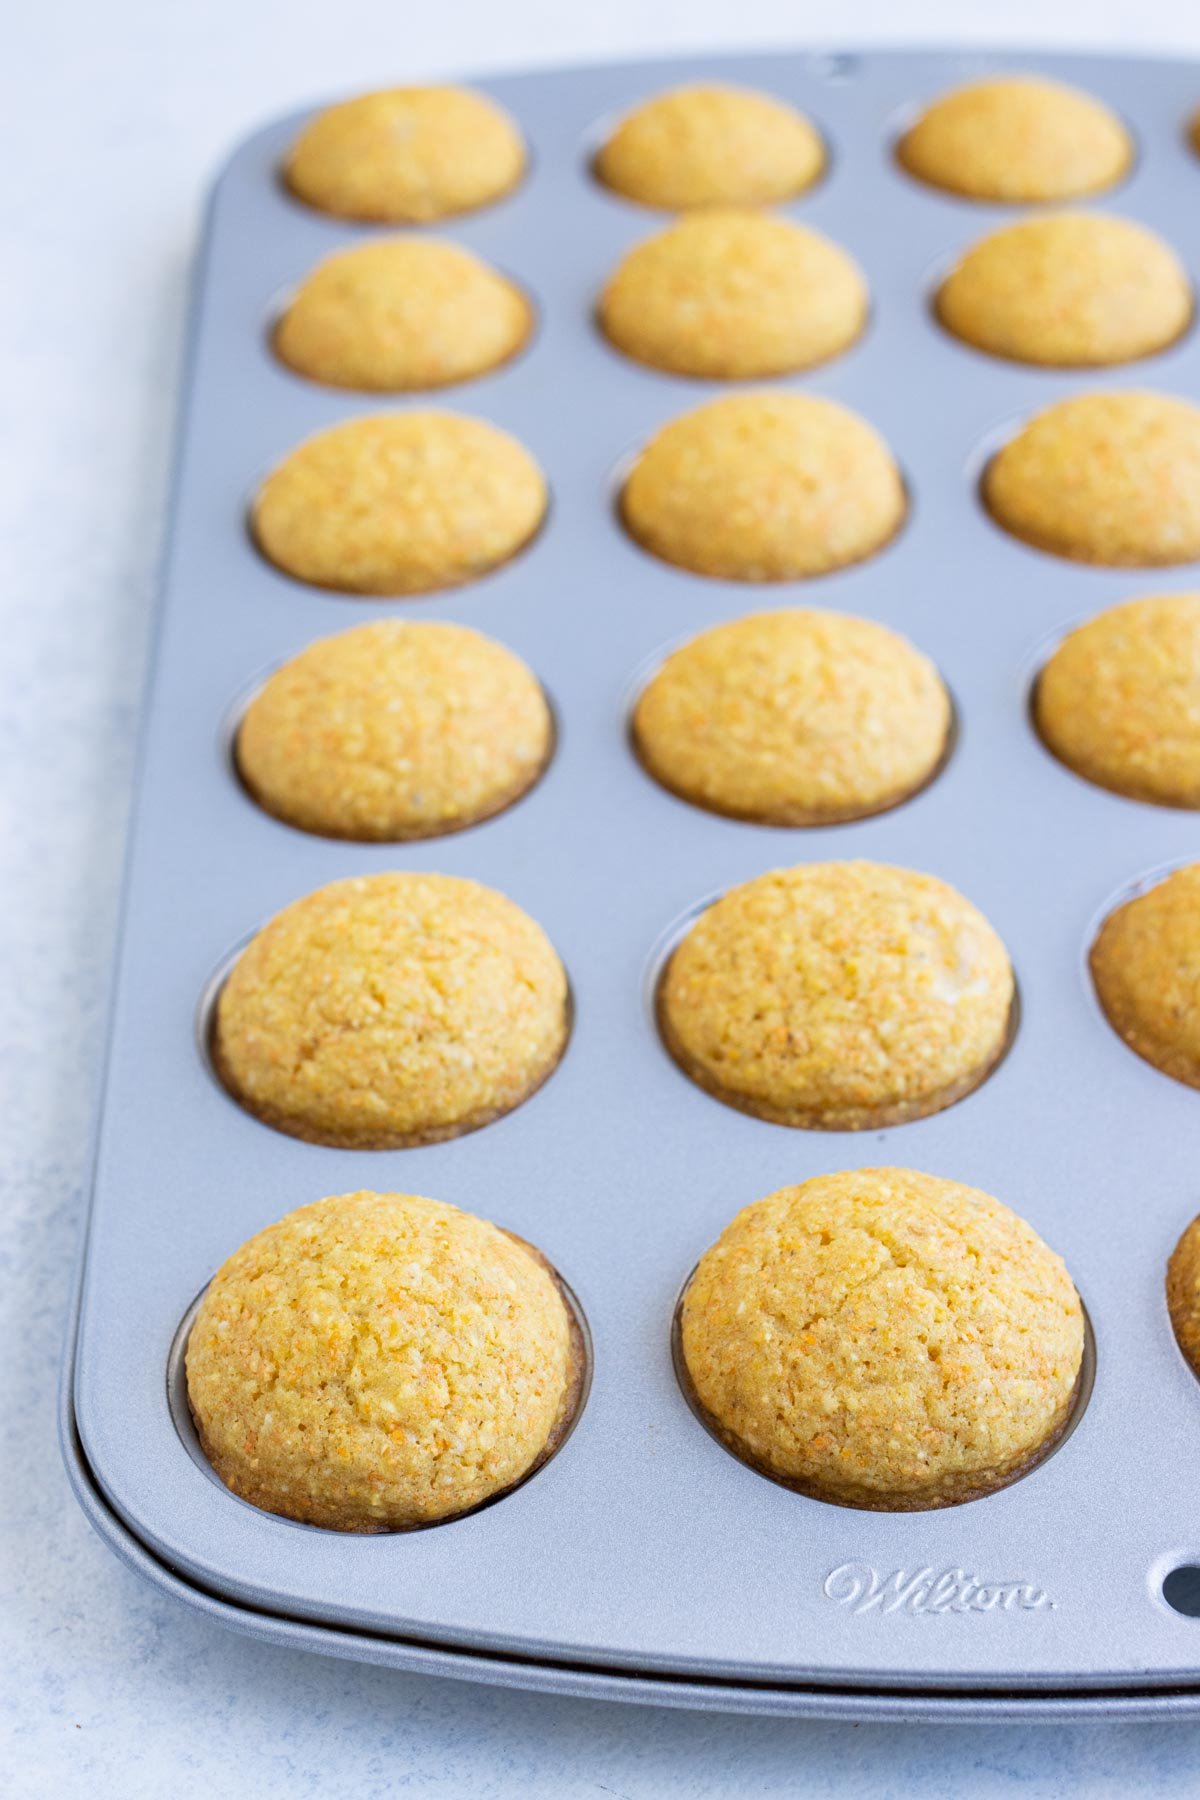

[284,86,525,223]
[594,83,824,210]
[1035,595,1200,806]
[632,609,950,824]
[237,620,552,840]
[252,413,546,595]
[275,238,532,392]
[598,210,867,379]
[622,393,905,581]
[680,1168,1085,1510]
[896,75,1131,203]
[984,392,1200,567]
[1090,863,1200,1088]
[1191,109,1200,160]
[213,873,569,1147]
[1167,1214,1200,1380]
[186,1192,579,1530]
[937,213,1191,368]
[659,862,1014,1130]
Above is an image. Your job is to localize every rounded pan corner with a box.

[202,99,323,217]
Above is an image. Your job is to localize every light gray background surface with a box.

[7,1,1200,1793]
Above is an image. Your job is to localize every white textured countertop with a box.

[7,1,1200,1791]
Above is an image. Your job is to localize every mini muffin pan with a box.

[61,47,1200,1719]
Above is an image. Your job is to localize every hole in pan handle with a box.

[1163,1566,1200,1617]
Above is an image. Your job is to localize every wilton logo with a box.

[823,1563,1054,1616]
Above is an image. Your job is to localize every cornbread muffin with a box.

[659,862,1014,1130]
[275,238,532,392]
[594,84,824,209]
[680,1168,1084,1510]
[1167,1214,1200,1381]
[598,210,867,379]
[213,873,569,1147]
[186,1192,579,1530]
[1090,863,1200,1088]
[984,392,1200,567]
[284,86,525,223]
[896,76,1131,202]
[622,394,905,581]
[237,621,552,840]
[633,609,950,824]
[1035,595,1200,806]
[937,213,1192,368]
[253,413,546,595]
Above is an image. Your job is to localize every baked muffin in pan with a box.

[680,1167,1085,1510]
[622,393,905,581]
[276,238,532,392]
[187,1192,582,1531]
[633,609,950,825]
[253,413,546,595]
[595,83,824,209]
[599,210,866,379]
[1091,863,1200,1089]
[897,75,1131,202]
[659,861,1014,1130]
[284,86,525,222]
[237,620,552,841]
[213,873,569,1148]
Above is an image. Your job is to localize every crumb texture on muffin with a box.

[252,412,547,595]
[1167,1213,1200,1381]
[186,1191,576,1530]
[633,609,950,824]
[275,238,532,391]
[213,872,569,1147]
[1090,863,1200,1088]
[984,392,1200,567]
[937,213,1191,368]
[1036,594,1200,806]
[659,862,1014,1129]
[238,620,551,840]
[896,75,1131,202]
[622,392,905,580]
[681,1167,1084,1509]
[594,83,824,209]
[598,210,867,378]
[284,86,525,222]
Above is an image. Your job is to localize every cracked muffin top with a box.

[681,1167,1084,1509]
[213,872,569,1147]
[186,1191,578,1530]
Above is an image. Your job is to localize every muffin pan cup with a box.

[62,47,1200,1718]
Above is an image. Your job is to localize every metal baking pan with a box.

[62,45,1200,1718]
